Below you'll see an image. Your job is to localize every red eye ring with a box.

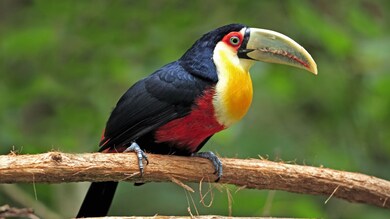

[222,32,243,49]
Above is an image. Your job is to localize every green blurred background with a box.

[1,0,389,218]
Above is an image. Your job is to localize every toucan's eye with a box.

[229,36,241,45]
[223,32,243,48]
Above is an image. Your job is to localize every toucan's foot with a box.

[192,151,222,181]
[124,142,149,176]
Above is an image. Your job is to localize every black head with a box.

[179,24,247,82]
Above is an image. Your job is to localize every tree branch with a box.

[0,152,389,209]
[75,216,296,219]
[0,204,39,219]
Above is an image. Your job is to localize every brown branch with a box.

[0,152,389,209]
[0,204,39,219]
[0,184,62,219]
[80,216,296,219]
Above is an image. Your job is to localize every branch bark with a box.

[0,205,39,219]
[78,217,295,219]
[0,152,389,209]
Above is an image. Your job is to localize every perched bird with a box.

[77,23,317,217]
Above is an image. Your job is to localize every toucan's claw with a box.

[192,151,223,182]
[124,142,148,176]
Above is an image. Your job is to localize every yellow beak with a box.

[239,28,318,75]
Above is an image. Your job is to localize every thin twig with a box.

[325,185,340,204]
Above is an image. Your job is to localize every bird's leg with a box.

[191,151,222,181]
[123,142,149,176]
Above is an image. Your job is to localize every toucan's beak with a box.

[238,28,318,75]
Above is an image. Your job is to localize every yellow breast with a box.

[212,42,254,127]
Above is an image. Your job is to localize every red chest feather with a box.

[154,88,225,152]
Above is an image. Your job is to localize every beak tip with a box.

[311,67,318,75]
[310,62,318,75]
[305,57,318,75]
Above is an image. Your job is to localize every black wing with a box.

[99,61,213,152]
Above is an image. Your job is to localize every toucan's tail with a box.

[76,181,118,218]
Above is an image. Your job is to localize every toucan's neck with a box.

[179,45,218,83]
[212,42,254,127]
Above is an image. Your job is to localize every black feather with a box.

[77,182,118,218]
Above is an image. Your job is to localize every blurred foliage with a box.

[0,0,389,218]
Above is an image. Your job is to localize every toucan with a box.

[76,24,317,217]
